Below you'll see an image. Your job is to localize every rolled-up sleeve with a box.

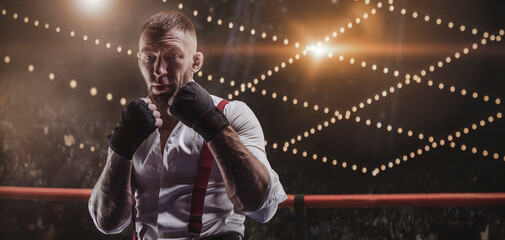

[223,100,288,223]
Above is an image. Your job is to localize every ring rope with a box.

[1,187,504,208]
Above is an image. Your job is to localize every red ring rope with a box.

[278,193,505,208]
[1,187,504,208]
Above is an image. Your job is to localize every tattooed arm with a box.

[208,126,270,212]
[88,98,160,233]
[207,100,286,222]
[88,148,133,233]
[168,81,285,219]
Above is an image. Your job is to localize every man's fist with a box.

[168,81,229,142]
[109,98,162,159]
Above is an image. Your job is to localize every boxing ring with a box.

[1,186,504,239]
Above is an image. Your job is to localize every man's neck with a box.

[159,108,179,131]
[150,96,179,132]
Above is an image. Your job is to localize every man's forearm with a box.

[208,126,270,212]
[89,148,133,231]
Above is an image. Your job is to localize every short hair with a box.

[141,10,196,40]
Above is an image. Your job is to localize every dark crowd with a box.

[1,199,505,240]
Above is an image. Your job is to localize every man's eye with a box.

[168,54,180,59]
[144,55,156,62]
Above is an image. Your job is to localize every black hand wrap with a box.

[169,81,229,142]
[108,99,158,159]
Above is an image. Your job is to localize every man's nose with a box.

[153,57,168,79]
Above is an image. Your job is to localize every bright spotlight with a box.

[313,46,327,56]
[74,0,114,17]
[308,43,329,58]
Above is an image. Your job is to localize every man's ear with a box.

[191,52,204,73]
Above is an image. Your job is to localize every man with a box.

[88,10,287,240]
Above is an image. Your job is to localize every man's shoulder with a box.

[210,95,224,105]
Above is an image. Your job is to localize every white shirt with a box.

[89,95,287,240]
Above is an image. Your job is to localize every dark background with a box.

[0,0,504,239]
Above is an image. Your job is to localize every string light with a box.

[1,8,134,57]
[278,26,499,149]
[374,111,504,174]
[224,7,382,99]
[90,87,97,96]
[69,79,77,88]
[274,41,502,174]
[120,98,127,106]
[3,2,501,176]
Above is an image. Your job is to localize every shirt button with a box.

[154,147,159,151]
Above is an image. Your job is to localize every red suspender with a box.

[188,99,229,238]
[216,99,230,115]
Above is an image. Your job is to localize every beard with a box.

[145,69,193,110]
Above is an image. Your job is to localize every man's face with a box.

[138,29,202,106]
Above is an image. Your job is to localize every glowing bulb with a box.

[70,79,77,88]
[90,87,97,96]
